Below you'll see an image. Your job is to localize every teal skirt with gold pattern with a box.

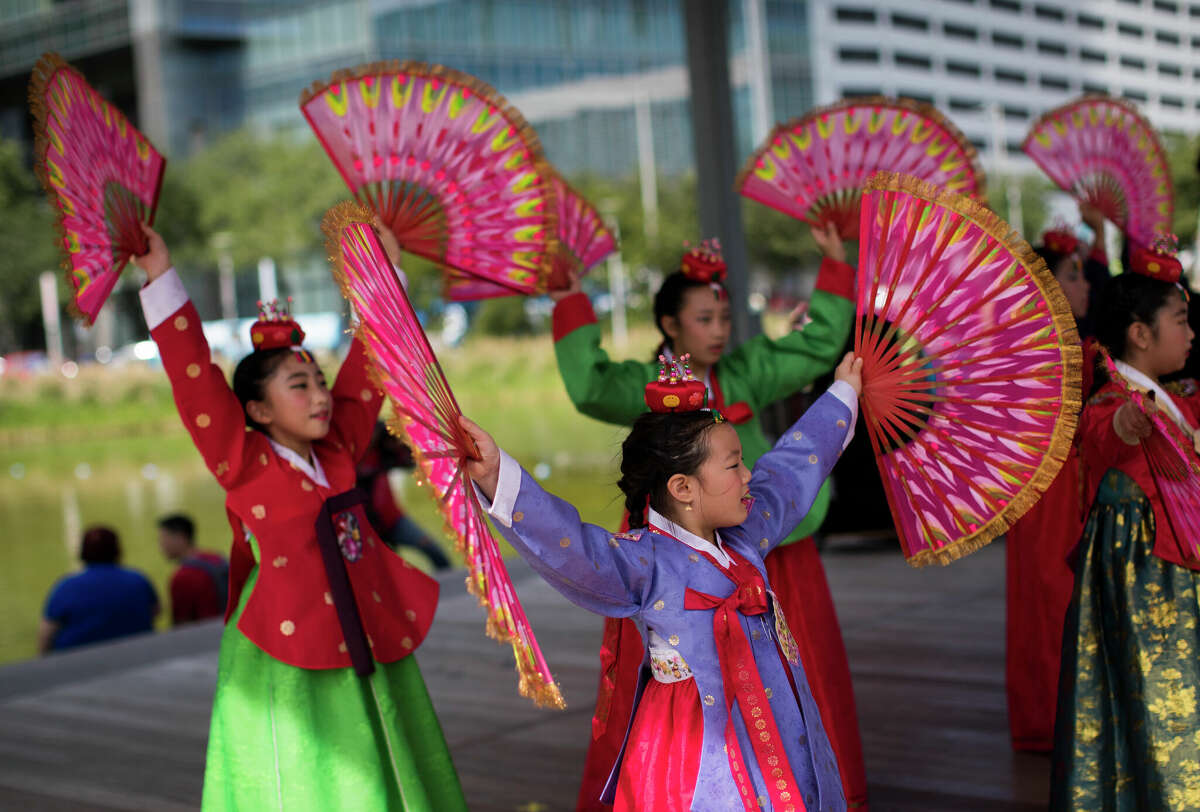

[1051,469,1200,811]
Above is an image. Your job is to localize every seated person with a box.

[40,526,159,653]
[158,513,229,625]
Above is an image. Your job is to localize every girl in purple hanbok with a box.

[462,352,862,812]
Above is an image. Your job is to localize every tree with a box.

[0,140,60,353]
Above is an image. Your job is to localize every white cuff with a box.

[139,268,189,330]
[474,449,522,528]
[827,380,859,452]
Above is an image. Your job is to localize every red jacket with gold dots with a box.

[143,269,438,669]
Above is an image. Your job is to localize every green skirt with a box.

[201,548,466,811]
[1051,469,1200,811]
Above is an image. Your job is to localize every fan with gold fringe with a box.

[322,200,565,709]
[856,172,1082,566]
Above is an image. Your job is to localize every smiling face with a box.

[662,286,732,371]
[245,354,333,454]
[687,422,752,529]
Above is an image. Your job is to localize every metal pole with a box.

[744,0,774,145]
[684,0,756,343]
[634,91,659,242]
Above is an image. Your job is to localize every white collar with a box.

[1113,360,1195,433]
[646,506,731,568]
[267,438,330,488]
[661,344,713,395]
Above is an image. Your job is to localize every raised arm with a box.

[551,289,657,426]
[135,226,257,487]
[463,417,651,616]
[739,359,860,555]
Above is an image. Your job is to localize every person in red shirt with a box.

[158,514,229,625]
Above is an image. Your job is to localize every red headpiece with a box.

[645,353,712,415]
[1041,228,1079,257]
[251,299,313,362]
[1129,233,1183,285]
[680,238,727,285]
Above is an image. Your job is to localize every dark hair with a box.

[618,411,721,528]
[1035,246,1072,278]
[652,272,728,347]
[1095,272,1180,361]
[232,348,291,431]
[80,526,120,565]
[158,513,195,543]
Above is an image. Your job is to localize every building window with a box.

[1193,36,1200,47]
[995,68,1027,84]
[902,91,935,105]
[1156,30,1181,43]
[1193,66,1200,78]
[947,60,982,77]
[949,97,983,112]
[944,22,979,39]
[1154,0,1179,10]
[1034,4,1065,19]
[1161,95,1184,108]
[1003,105,1029,119]
[992,32,1024,48]
[1191,2,1200,15]
[1077,13,1104,28]
[1159,62,1182,75]
[895,52,933,70]
[1118,22,1144,36]
[891,12,929,30]
[1040,75,1070,90]
[1082,82,1109,94]
[841,87,883,97]
[1080,48,1107,62]
[1117,0,1142,5]
[990,0,1022,10]
[1037,40,1068,56]
[1006,141,1025,156]
[839,47,880,63]
[1120,55,1147,69]
[835,8,876,23]
[969,137,987,151]
[1123,89,1149,102]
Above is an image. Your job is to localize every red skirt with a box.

[1005,453,1084,751]
[612,679,703,812]
[576,537,868,811]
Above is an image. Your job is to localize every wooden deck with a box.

[0,539,1050,811]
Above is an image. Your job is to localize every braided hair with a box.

[618,410,721,527]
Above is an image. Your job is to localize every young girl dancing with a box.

[462,350,863,812]
[1051,244,1199,810]
[552,231,868,810]
[133,224,466,811]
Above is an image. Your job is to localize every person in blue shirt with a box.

[39,526,160,654]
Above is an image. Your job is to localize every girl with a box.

[552,227,868,810]
[132,224,466,811]
[1051,247,1199,810]
[1004,207,1104,753]
[463,352,863,812]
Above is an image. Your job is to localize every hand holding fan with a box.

[1022,95,1172,248]
[1100,351,1200,564]
[302,61,558,299]
[322,201,564,709]
[738,97,985,240]
[29,53,166,324]
[856,172,1082,566]
[445,173,617,299]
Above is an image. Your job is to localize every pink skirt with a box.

[613,678,704,812]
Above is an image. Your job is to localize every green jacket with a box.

[552,257,856,540]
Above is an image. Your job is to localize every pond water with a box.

[0,431,619,666]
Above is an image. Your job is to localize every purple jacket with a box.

[481,385,856,811]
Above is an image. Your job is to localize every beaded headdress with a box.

[1129,233,1184,286]
[251,298,313,363]
[644,353,723,421]
[680,238,727,299]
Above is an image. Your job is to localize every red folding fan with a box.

[302,61,558,299]
[29,53,166,324]
[1023,95,1173,248]
[1100,352,1200,563]
[322,201,565,709]
[444,173,617,299]
[738,97,985,240]
[856,172,1082,566]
